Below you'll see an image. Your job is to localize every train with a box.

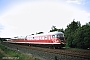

[7,31,66,48]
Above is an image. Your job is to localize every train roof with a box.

[11,31,64,39]
[28,31,64,37]
[47,31,63,35]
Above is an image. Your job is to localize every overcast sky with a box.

[0,0,90,38]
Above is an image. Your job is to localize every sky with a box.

[0,0,90,38]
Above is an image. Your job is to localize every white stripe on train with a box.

[8,42,65,44]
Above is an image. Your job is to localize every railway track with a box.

[23,46,90,59]
[2,42,90,60]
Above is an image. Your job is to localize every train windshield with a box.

[57,34,64,38]
[56,34,64,40]
[52,34,64,38]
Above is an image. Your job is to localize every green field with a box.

[0,43,39,60]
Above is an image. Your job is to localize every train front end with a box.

[51,32,66,48]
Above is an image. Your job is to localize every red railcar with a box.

[8,31,66,48]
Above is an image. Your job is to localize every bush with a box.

[0,44,40,60]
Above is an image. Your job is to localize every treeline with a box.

[50,20,90,49]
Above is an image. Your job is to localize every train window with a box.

[30,37,34,40]
[50,35,52,39]
[33,37,34,39]
[39,37,41,40]
[30,37,32,40]
[60,34,63,37]
[57,34,63,38]
[37,37,39,40]
[52,35,55,38]
[57,35,60,37]
[48,36,50,40]
[29,37,31,40]
[42,36,44,40]
[45,36,47,40]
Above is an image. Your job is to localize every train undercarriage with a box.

[11,43,65,49]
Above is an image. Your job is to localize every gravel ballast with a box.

[1,42,88,60]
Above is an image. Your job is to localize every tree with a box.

[64,20,81,47]
[50,25,64,32]
[36,32,44,34]
[50,26,58,32]
[57,28,64,33]
[73,23,90,49]
[31,34,34,35]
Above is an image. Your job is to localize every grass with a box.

[0,49,5,60]
[0,43,40,60]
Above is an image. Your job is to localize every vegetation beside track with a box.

[0,43,40,60]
